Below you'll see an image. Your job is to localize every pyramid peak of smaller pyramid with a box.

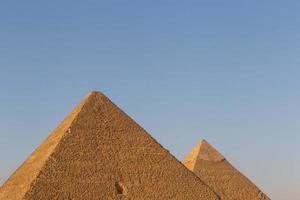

[198,140,225,162]
[184,139,225,164]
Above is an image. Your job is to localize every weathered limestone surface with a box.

[0,92,219,200]
[183,140,270,200]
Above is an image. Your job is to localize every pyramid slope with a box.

[183,140,270,200]
[0,92,90,200]
[0,92,219,200]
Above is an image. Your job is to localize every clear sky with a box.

[0,1,299,199]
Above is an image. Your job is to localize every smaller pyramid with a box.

[183,140,270,200]
[183,140,224,164]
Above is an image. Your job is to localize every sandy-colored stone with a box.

[0,92,219,200]
[183,140,270,200]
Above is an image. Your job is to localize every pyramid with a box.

[183,140,270,200]
[0,92,219,200]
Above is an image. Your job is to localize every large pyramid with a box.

[183,140,270,200]
[0,92,219,200]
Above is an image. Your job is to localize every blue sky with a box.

[1,1,300,199]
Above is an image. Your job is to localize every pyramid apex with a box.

[197,139,225,162]
[81,91,109,103]
[183,139,225,164]
[88,90,104,94]
[199,139,208,145]
[86,90,105,97]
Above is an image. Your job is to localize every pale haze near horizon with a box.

[0,1,300,199]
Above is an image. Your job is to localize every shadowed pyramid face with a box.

[0,92,219,200]
[183,140,270,200]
